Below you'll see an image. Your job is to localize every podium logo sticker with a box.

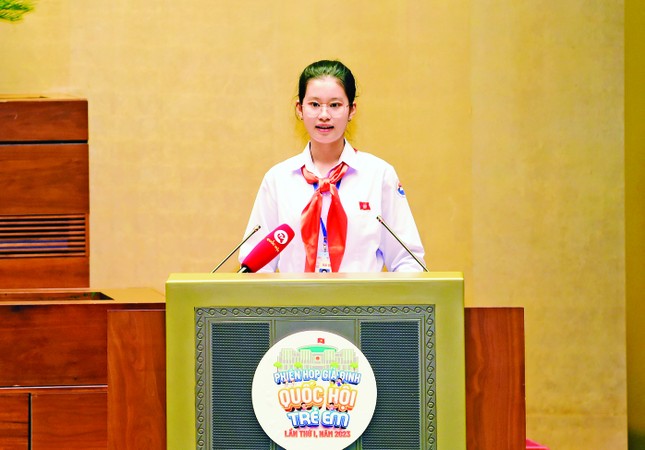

[252,330,377,450]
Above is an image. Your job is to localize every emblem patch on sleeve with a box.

[359,201,371,211]
[396,181,406,198]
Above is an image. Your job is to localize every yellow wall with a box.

[0,1,625,448]
[471,1,625,447]
[626,0,645,446]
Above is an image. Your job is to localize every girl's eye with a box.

[329,103,342,109]
[310,102,320,108]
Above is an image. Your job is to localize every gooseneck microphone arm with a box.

[211,225,261,273]
[376,215,429,272]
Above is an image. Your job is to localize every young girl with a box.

[239,60,425,273]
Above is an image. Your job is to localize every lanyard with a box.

[313,180,341,250]
[320,218,327,245]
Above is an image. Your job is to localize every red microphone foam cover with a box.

[241,224,295,272]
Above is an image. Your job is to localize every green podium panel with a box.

[166,272,465,450]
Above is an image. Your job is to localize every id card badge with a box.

[316,240,332,273]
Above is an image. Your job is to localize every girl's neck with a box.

[310,139,344,175]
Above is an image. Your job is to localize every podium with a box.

[166,272,467,450]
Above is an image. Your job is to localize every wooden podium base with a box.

[107,307,526,450]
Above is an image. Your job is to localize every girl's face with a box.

[296,76,356,148]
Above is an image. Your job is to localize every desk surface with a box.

[0,287,165,305]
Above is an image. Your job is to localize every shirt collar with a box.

[290,140,361,175]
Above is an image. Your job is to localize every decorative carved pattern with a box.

[195,304,436,450]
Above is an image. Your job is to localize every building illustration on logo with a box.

[274,342,358,373]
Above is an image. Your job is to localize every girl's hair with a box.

[298,60,357,104]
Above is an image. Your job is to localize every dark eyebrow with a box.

[306,97,344,102]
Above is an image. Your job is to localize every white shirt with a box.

[239,141,426,273]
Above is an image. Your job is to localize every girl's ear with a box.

[348,102,357,121]
[295,101,304,120]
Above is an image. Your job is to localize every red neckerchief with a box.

[300,162,349,272]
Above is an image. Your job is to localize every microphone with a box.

[238,224,295,273]
[211,225,261,273]
[376,215,429,272]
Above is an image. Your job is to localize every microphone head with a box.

[241,224,295,272]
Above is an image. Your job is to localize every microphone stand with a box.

[211,225,261,273]
[376,215,429,272]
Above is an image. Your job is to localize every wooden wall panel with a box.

[107,310,166,450]
[465,307,526,450]
[0,97,88,142]
[0,289,165,448]
[0,144,89,215]
[0,303,110,386]
[0,256,89,289]
[0,393,29,450]
[0,97,89,289]
[0,302,163,387]
[31,389,107,450]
